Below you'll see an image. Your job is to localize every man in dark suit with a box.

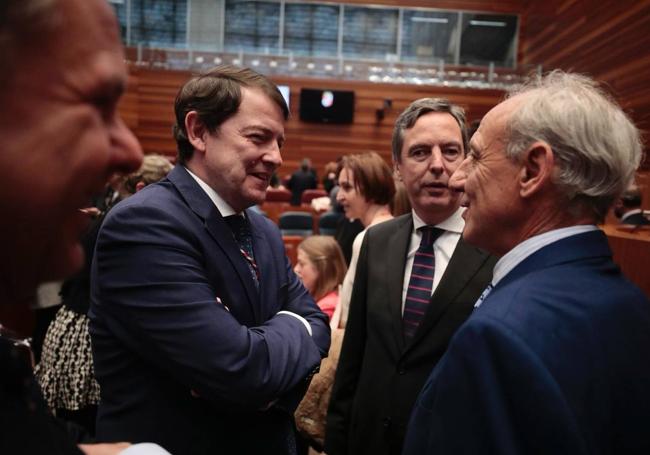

[404,71,650,454]
[90,66,330,455]
[325,99,496,455]
[287,158,318,205]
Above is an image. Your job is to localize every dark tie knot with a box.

[224,214,250,237]
[418,226,444,248]
[224,215,254,255]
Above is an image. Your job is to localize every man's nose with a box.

[110,117,143,175]
[428,149,444,173]
[449,157,470,193]
[263,141,283,169]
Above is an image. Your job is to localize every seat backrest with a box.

[266,188,292,202]
[318,211,343,235]
[279,211,314,236]
[282,235,303,266]
[301,189,328,204]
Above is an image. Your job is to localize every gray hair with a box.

[391,98,469,163]
[505,70,643,222]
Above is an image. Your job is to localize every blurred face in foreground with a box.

[0,0,143,298]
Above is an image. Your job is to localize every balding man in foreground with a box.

[404,71,650,454]
[0,0,169,453]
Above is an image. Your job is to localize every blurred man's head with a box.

[0,0,143,300]
[175,66,288,213]
[450,71,642,255]
[614,184,644,219]
[392,98,468,225]
[119,154,174,197]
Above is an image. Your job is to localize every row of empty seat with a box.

[278,211,342,236]
[266,188,328,204]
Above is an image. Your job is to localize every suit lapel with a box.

[168,167,259,317]
[406,237,491,348]
[385,215,413,353]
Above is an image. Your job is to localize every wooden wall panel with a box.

[120,66,506,176]
[601,224,650,298]
[520,0,650,167]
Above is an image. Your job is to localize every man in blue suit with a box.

[90,66,330,455]
[403,71,650,454]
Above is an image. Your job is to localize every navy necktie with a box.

[224,215,259,288]
[403,226,444,340]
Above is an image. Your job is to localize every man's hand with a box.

[78,443,131,455]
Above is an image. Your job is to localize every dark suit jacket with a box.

[90,166,330,455]
[0,337,84,454]
[287,169,317,205]
[403,230,650,455]
[325,214,496,455]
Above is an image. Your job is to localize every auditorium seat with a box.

[318,211,343,236]
[266,188,292,202]
[282,235,303,266]
[301,189,328,204]
[279,212,313,237]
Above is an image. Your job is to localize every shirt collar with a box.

[412,207,465,234]
[185,166,238,217]
[492,224,599,286]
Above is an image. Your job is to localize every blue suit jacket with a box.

[403,230,650,455]
[90,166,330,454]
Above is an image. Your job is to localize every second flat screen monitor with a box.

[299,89,355,124]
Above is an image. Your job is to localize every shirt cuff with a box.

[276,310,312,336]
[120,443,172,455]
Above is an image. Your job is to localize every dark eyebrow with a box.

[441,140,463,148]
[241,125,286,146]
[408,140,462,150]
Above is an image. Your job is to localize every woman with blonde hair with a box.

[293,236,346,452]
[294,235,347,320]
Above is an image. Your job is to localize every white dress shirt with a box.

[401,208,464,314]
[185,167,312,336]
[491,225,599,287]
[473,225,599,310]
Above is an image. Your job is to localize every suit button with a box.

[383,417,392,428]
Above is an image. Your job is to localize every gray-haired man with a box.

[404,71,650,454]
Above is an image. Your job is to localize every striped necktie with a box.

[224,215,259,288]
[403,226,443,340]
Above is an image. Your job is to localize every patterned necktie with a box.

[224,215,259,288]
[403,226,444,340]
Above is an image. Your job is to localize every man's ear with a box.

[519,141,554,198]
[393,161,403,181]
[185,111,207,153]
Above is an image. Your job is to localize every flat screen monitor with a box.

[299,88,354,124]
